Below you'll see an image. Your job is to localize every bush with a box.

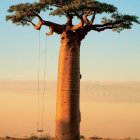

[28,134,51,140]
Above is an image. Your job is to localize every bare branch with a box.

[91,20,125,32]
[91,11,97,24]
[46,26,54,36]
[65,14,73,26]
[83,11,92,25]
[26,12,64,34]
[43,20,64,34]
[24,12,44,30]
[76,14,84,26]
[93,20,124,28]
[23,19,36,26]
[92,26,112,32]
[70,20,83,31]
[65,14,84,32]
[32,12,43,21]
[34,20,43,30]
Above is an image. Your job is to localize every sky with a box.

[0,0,140,81]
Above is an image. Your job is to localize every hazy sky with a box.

[0,0,140,81]
[0,81,140,138]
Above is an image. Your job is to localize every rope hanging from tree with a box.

[37,30,47,133]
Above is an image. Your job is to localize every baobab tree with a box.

[6,0,140,140]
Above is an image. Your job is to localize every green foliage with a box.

[101,13,140,33]
[6,0,140,33]
[6,2,49,26]
[6,0,118,25]
[50,0,117,16]
[40,0,78,6]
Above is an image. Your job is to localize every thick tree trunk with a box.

[55,31,81,140]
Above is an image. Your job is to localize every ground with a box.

[0,137,139,140]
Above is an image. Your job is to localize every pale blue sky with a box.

[0,0,140,81]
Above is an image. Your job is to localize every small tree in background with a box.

[6,0,140,140]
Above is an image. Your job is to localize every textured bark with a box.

[55,31,81,140]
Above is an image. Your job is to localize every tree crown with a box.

[6,0,140,37]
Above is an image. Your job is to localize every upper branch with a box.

[31,12,64,34]
[91,20,125,32]
[91,11,97,24]
[70,16,84,31]
[92,20,124,28]
[83,11,97,25]
[43,20,64,34]
[32,11,43,21]
[92,26,113,32]
[83,10,92,25]
[77,25,92,41]
[23,19,36,26]
[65,14,73,26]
[64,14,84,32]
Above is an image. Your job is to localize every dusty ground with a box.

[0,138,140,140]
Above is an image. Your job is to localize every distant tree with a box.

[29,134,51,140]
[5,136,11,139]
[89,136,102,140]
[80,135,85,139]
[6,0,140,140]
[29,134,38,140]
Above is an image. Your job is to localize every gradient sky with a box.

[0,81,140,138]
[0,0,140,81]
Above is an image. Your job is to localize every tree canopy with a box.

[6,0,140,37]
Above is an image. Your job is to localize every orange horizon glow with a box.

[0,81,140,138]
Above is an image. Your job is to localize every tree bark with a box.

[55,31,81,140]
